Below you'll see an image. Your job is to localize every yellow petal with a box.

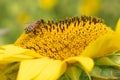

[0,44,35,63]
[34,60,66,80]
[17,57,54,80]
[81,34,120,58]
[65,56,94,72]
[38,0,57,10]
[0,54,33,64]
[0,44,42,58]
[0,44,28,55]
[115,18,120,33]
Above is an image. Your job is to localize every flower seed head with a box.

[15,16,113,60]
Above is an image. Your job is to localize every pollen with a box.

[15,16,113,60]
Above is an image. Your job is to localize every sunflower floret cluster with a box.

[15,16,113,60]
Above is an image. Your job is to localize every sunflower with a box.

[38,0,57,10]
[78,0,100,16]
[17,12,30,24]
[0,16,120,80]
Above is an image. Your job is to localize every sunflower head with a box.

[15,16,113,60]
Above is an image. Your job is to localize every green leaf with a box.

[90,66,120,80]
[65,64,82,80]
[95,50,120,67]
[58,64,91,80]
[107,50,120,65]
[108,50,120,56]
[58,74,70,80]
[0,62,19,80]
[79,71,90,80]
[95,57,118,66]
[108,56,120,65]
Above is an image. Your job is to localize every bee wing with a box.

[22,21,36,28]
[22,23,32,30]
[22,23,31,27]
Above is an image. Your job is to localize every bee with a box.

[24,19,44,34]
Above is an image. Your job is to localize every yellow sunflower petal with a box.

[0,44,42,58]
[0,44,28,55]
[115,18,120,33]
[0,44,43,63]
[0,44,34,62]
[38,0,57,10]
[78,0,100,15]
[34,60,66,80]
[81,34,120,58]
[0,54,33,64]
[65,56,94,72]
[17,57,54,80]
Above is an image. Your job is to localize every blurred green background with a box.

[0,0,120,45]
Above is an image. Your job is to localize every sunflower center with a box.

[15,16,113,60]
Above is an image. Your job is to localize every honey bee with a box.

[24,19,44,33]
